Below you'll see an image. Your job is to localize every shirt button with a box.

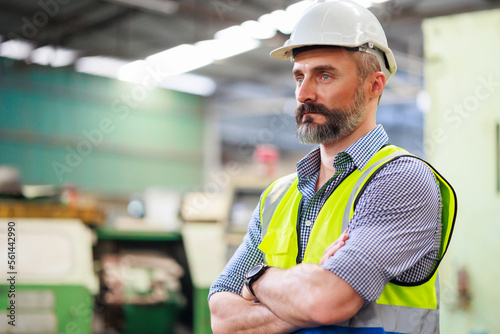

[305,220,312,227]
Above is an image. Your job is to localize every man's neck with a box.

[315,120,376,191]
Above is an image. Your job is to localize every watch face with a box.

[246,263,264,278]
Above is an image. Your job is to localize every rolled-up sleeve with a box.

[322,157,442,303]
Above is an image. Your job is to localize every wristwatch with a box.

[244,263,271,301]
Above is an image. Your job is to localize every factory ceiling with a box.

[1,0,499,153]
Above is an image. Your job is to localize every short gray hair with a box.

[345,49,381,84]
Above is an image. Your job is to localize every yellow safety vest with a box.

[258,145,457,333]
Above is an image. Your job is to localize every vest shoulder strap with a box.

[341,148,410,231]
[347,152,457,287]
[260,172,298,238]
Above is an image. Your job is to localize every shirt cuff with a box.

[208,275,244,301]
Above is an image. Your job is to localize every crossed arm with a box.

[209,231,363,334]
[209,157,442,333]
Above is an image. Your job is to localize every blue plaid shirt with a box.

[209,125,442,303]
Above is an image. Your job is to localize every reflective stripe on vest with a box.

[258,145,457,334]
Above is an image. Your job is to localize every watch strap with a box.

[244,264,270,300]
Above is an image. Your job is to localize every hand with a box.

[319,228,349,266]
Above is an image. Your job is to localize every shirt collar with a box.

[296,124,389,180]
[344,124,389,171]
[296,146,321,183]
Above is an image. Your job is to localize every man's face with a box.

[292,47,367,145]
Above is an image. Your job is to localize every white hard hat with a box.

[270,0,397,79]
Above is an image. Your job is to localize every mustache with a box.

[295,103,331,121]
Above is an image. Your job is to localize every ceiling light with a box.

[146,44,212,76]
[50,48,78,67]
[211,26,261,59]
[31,45,79,67]
[260,10,287,34]
[196,38,260,60]
[75,56,129,78]
[159,73,217,96]
[0,39,33,60]
[371,0,390,3]
[117,60,148,84]
[277,1,314,34]
[286,1,314,17]
[214,25,246,40]
[31,46,54,66]
[241,20,276,40]
[118,60,216,96]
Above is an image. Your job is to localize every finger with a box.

[319,251,331,265]
[324,235,347,254]
[323,240,339,254]
[321,229,350,261]
[319,241,345,265]
[328,241,344,255]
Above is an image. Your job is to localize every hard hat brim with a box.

[270,43,397,78]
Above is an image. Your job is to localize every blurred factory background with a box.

[0,0,499,333]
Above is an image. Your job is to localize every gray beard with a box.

[295,89,366,145]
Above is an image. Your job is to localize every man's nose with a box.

[296,78,317,104]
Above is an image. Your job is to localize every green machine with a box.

[0,219,98,334]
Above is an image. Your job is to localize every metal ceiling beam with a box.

[0,3,32,18]
[100,0,179,16]
[55,1,111,25]
[395,1,500,20]
[35,6,137,50]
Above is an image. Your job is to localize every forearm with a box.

[253,263,363,327]
[209,291,299,334]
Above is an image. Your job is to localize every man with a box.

[209,1,457,333]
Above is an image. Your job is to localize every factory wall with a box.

[0,59,205,195]
[423,9,500,333]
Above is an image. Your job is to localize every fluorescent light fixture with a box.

[210,25,261,59]
[214,25,246,40]
[258,12,276,27]
[31,45,79,67]
[194,39,224,59]
[261,10,295,35]
[241,20,276,40]
[259,11,283,33]
[0,39,33,60]
[31,45,53,66]
[286,1,314,17]
[50,48,79,67]
[75,56,129,78]
[273,1,314,34]
[146,44,212,76]
[195,37,260,60]
[118,59,216,96]
[117,59,149,84]
[159,73,216,96]
[372,0,389,3]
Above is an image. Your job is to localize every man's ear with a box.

[367,71,386,99]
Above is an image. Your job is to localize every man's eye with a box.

[321,74,331,80]
[297,77,304,83]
